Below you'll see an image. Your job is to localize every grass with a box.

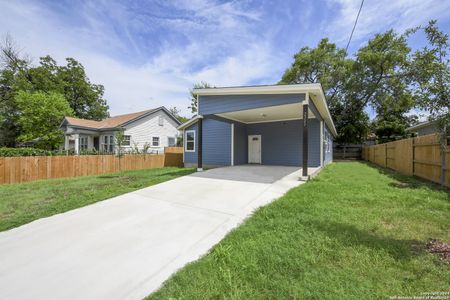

[149,162,450,299]
[0,167,194,232]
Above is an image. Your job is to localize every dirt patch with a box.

[426,239,450,265]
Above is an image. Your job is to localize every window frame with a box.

[79,136,88,151]
[185,130,196,152]
[151,136,160,147]
[158,116,164,126]
[122,135,131,146]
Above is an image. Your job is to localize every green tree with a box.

[169,106,189,123]
[280,30,416,144]
[0,36,110,147]
[15,91,73,150]
[411,20,450,139]
[189,82,212,114]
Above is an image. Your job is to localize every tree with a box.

[411,20,450,139]
[14,91,73,150]
[0,36,110,147]
[168,106,189,123]
[279,38,369,144]
[114,127,126,172]
[0,35,31,146]
[189,82,212,114]
[280,30,417,144]
[57,58,109,120]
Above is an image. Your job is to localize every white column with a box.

[74,134,79,155]
[231,123,234,166]
[64,135,70,150]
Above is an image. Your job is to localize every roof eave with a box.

[177,115,203,130]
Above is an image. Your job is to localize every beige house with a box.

[60,107,181,154]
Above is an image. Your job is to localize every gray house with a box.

[178,84,337,177]
[406,121,439,136]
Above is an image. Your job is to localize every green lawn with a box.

[0,167,194,232]
[149,162,450,299]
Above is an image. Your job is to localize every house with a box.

[60,106,181,154]
[407,120,439,136]
[177,83,337,177]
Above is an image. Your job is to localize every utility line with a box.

[345,0,365,54]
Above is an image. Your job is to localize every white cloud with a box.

[0,0,278,118]
[325,0,450,47]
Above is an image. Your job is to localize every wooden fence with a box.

[362,134,449,187]
[333,144,362,160]
[165,146,183,153]
[0,151,184,185]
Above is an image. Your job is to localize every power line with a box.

[345,0,365,54]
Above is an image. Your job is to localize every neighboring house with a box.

[178,83,337,177]
[406,120,439,136]
[60,107,181,154]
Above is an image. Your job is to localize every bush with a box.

[0,147,54,157]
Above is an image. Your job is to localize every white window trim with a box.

[122,135,131,146]
[185,130,196,152]
[151,136,160,147]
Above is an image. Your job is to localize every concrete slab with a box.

[0,165,319,300]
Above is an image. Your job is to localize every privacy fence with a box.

[362,134,449,187]
[0,147,184,185]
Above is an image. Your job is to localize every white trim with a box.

[177,115,203,130]
[184,130,196,152]
[182,129,185,162]
[231,123,234,166]
[320,120,324,167]
[246,117,305,124]
[216,116,314,125]
[192,83,337,137]
[193,83,322,96]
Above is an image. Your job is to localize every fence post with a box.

[441,132,446,186]
[412,137,416,176]
[385,144,388,168]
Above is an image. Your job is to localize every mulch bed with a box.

[426,239,450,266]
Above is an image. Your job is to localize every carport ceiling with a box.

[216,103,316,124]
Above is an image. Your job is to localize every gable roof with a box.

[184,83,337,136]
[62,107,180,130]
[406,120,437,131]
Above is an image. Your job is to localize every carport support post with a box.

[197,118,203,171]
[302,104,309,177]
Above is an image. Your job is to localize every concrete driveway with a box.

[0,165,317,300]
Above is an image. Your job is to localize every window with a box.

[101,135,114,152]
[185,130,195,152]
[79,136,88,151]
[109,136,114,152]
[152,136,160,147]
[123,135,131,146]
[168,137,176,147]
[158,116,164,126]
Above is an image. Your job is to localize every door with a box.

[248,135,262,164]
[93,137,99,151]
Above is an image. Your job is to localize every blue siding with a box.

[184,122,198,164]
[247,119,321,167]
[203,118,231,165]
[184,117,322,167]
[199,94,305,115]
[324,124,333,164]
[233,122,247,165]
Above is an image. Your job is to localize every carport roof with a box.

[182,83,337,136]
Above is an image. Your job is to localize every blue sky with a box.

[1,0,450,117]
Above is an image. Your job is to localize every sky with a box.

[1,0,450,118]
